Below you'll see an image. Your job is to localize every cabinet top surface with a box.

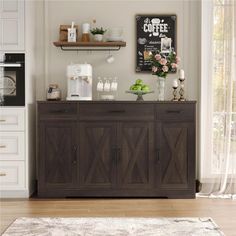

[37,100,197,104]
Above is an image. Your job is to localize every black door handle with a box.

[51,109,69,113]
[112,147,117,164]
[73,145,78,164]
[156,148,160,164]
[166,110,181,114]
[108,110,126,113]
[117,147,121,162]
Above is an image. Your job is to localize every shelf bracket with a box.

[60,46,121,52]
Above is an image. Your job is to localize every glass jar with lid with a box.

[46,84,61,101]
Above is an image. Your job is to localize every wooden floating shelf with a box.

[53,41,126,47]
[53,41,126,51]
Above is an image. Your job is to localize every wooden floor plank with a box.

[1,198,236,235]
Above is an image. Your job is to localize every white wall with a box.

[25,0,38,195]
[35,0,201,102]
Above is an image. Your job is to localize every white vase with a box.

[157,77,165,101]
[94,34,103,42]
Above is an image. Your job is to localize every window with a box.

[201,0,236,181]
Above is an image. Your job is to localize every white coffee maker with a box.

[66,63,92,100]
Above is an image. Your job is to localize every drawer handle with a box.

[0,145,6,148]
[108,110,126,113]
[0,119,6,122]
[0,172,6,176]
[166,110,181,114]
[51,109,69,113]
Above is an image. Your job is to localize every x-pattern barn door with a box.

[157,122,191,189]
[79,122,116,188]
[117,122,153,188]
[39,121,77,188]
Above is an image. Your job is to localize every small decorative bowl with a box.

[126,90,154,101]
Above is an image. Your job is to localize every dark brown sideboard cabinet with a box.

[37,101,196,198]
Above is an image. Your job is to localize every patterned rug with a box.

[2,217,224,236]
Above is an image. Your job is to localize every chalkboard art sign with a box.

[136,15,177,73]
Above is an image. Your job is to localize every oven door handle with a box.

[0,63,21,68]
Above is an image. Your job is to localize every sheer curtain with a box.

[199,0,236,199]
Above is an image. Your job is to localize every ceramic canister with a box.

[82,23,90,33]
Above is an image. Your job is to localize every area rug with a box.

[2,217,224,236]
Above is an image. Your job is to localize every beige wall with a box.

[35,0,201,102]
[34,0,201,178]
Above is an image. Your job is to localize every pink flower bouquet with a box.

[150,51,180,78]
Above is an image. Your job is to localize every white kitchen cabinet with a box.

[0,161,25,190]
[0,107,27,197]
[0,0,37,198]
[0,0,24,51]
[0,132,25,161]
[0,108,25,131]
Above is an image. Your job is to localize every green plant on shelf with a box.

[90,27,107,35]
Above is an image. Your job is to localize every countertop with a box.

[37,100,197,104]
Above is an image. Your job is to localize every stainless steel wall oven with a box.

[0,53,25,106]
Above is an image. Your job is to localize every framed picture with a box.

[136,14,177,73]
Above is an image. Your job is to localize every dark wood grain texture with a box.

[37,101,196,198]
[117,122,154,189]
[38,121,77,197]
[78,122,116,189]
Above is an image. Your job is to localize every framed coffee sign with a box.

[136,14,177,72]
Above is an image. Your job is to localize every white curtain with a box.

[199,0,236,199]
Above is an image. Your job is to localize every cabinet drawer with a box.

[0,161,25,190]
[79,103,155,120]
[0,132,25,161]
[0,108,25,131]
[156,104,195,121]
[38,103,77,120]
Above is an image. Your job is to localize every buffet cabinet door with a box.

[38,121,77,191]
[78,122,116,189]
[156,121,195,191]
[117,122,154,189]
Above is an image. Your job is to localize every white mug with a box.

[106,55,115,64]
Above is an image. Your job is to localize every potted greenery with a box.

[90,27,107,42]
